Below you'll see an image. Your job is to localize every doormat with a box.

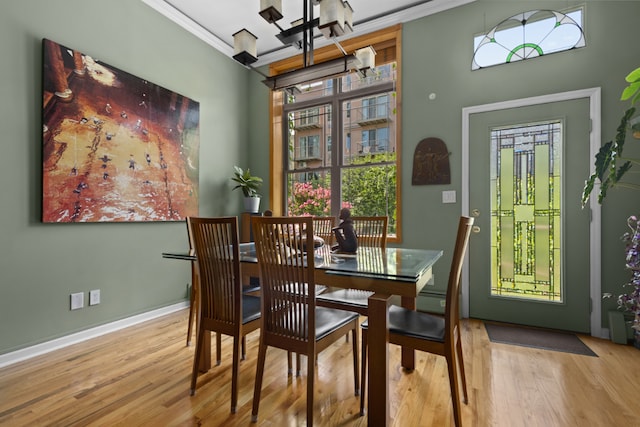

[484,322,597,357]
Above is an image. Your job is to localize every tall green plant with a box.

[582,67,640,206]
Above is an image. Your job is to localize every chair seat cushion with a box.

[361,305,445,342]
[315,307,359,340]
[316,289,373,309]
[242,294,261,324]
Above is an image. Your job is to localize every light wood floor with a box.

[1,309,639,426]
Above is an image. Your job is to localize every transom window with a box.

[472,8,585,70]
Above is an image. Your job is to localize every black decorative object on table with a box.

[332,208,358,254]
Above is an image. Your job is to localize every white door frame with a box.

[461,88,603,338]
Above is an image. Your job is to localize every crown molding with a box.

[140,0,234,57]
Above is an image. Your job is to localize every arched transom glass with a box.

[472,9,585,71]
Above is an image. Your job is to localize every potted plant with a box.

[582,66,640,347]
[231,166,263,213]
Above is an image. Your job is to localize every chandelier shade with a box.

[319,0,345,38]
[232,29,258,65]
[259,0,283,24]
[343,1,354,33]
[355,46,376,70]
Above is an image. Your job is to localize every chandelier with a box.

[232,0,376,90]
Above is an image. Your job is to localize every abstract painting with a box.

[42,39,199,222]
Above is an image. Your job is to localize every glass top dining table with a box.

[163,243,443,426]
[164,243,441,284]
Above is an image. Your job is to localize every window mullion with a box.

[331,82,341,217]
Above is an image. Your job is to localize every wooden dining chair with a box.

[250,216,360,426]
[188,216,261,414]
[185,218,198,346]
[312,216,335,248]
[359,216,474,426]
[352,215,388,250]
[316,215,388,316]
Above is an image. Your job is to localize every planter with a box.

[608,310,638,345]
[608,310,628,344]
[244,196,260,213]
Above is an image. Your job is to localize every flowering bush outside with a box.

[288,182,331,216]
[287,181,353,217]
[286,155,395,233]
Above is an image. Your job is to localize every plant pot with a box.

[635,314,640,349]
[244,196,260,213]
[608,310,628,344]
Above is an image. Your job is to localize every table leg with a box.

[400,296,416,370]
[367,293,390,426]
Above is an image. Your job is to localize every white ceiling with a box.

[142,0,474,67]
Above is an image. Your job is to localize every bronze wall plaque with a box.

[412,137,451,185]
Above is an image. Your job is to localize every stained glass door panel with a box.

[490,122,562,301]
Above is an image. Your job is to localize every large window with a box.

[268,26,402,240]
[283,63,397,235]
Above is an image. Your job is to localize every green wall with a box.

[2,0,639,356]
[0,0,261,355]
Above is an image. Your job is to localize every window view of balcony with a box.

[361,95,388,123]
[294,108,321,130]
[343,90,395,165]
[295,135,321,161]
[288,104,331,169]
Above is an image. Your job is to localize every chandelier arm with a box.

[331,36,347,56]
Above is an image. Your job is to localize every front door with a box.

[467,96,592,333]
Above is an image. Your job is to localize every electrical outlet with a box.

[89,289,101,306]
[70,292,84,310]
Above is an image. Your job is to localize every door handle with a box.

[472,225,481,234]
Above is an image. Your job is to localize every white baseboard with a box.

[0,302,188,369]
